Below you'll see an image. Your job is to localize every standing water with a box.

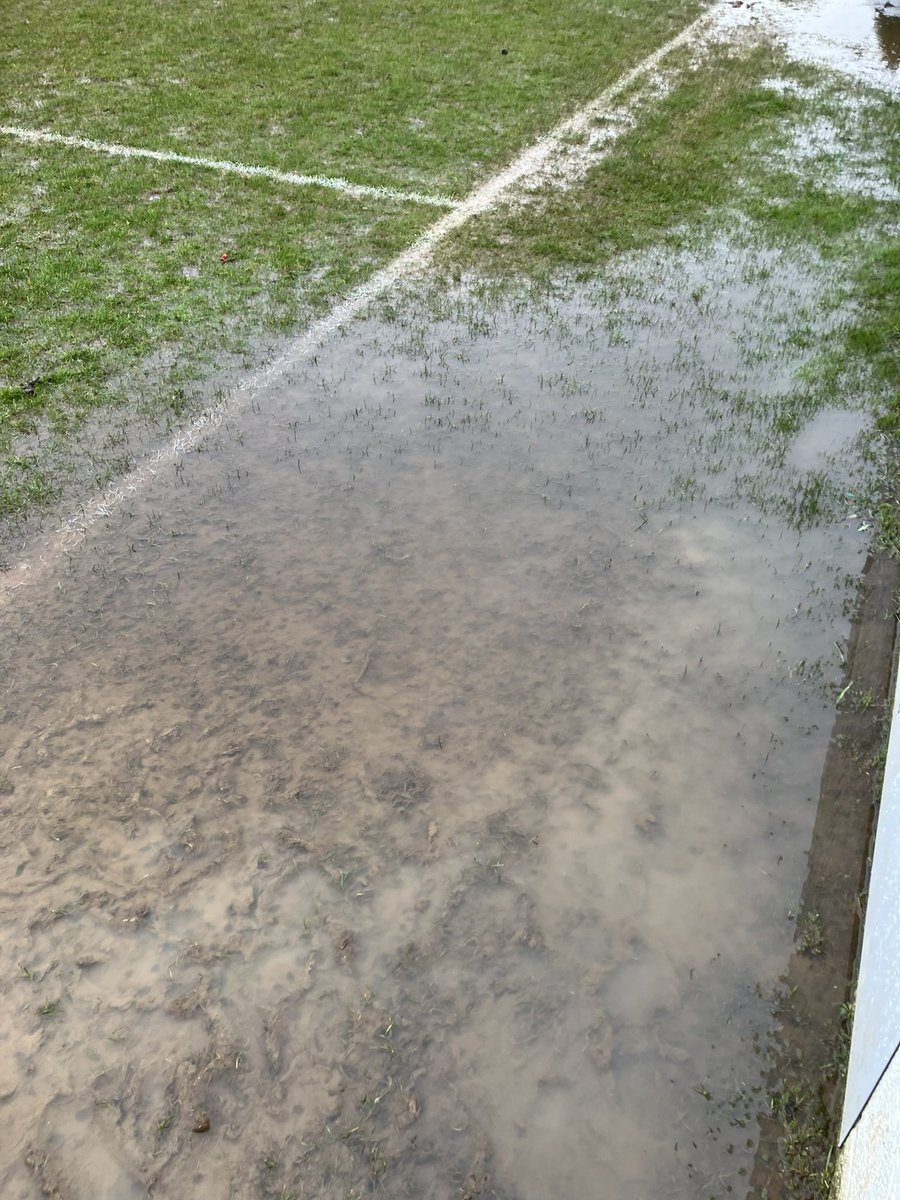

[0,242,873,1197]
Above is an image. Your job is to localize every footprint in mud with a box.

[462,1141,494,1198]
[375,764,431,813]
[585,1015,614,1073]
[513,892,545,953]
[634,808,662,837]
[334,929,356,963]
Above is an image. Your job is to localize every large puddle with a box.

[0,243,874,1198]
[732,0,900,90]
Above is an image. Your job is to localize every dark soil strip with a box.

[750,551,900,1199]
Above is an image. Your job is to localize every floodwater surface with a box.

[0,243,872,1198]
[745,0,900,87]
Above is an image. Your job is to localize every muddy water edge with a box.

[750,547,900,1200]
[0,241,886,1199]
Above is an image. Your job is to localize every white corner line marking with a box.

[0,124,461,209]
[2,7,724,600]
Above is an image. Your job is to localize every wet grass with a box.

[854,245,900,405]
[2,0,701,193]
[442,40,899,540]
[858,240,900,549]
[441,44,809,268]
[424,42,897,1197]
[1,0,706,531]
[766,1000,854,1200]
[0,143,432,519]
[443,43,897,271]
[2,10,896,542]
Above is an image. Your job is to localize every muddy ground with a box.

[0,239,880,1198]
[751,548,899,1199]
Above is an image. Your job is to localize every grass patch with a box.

[0,144,430,437]
[2,0,708,529]
[440,42,898,305]
[442,44,900,274]
[764,1000,854,1200]
[442,43,807,269]
[2,6,896,542]
[2,0,702,194]
[0,140,433,519]
[861,243,900,422]
[441,40,899,540]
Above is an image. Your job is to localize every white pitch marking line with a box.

[0,125,461,209]
[2,6,726,602]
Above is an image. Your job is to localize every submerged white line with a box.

[0,125,461,209]
[2,7,724,601]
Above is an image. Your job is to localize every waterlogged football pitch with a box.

[1,1,899,1198]
[2,0,709,519]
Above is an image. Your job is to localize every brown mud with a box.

[0,243,879,1198]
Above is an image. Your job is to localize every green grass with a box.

[2,0,702,194]
[441,42,899,538]
[0,141,431,433]
[442,45,896,269]
[442,44,797,267]
[1,0,706,526]
[0,140,433,518]
[862,243,900,420]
